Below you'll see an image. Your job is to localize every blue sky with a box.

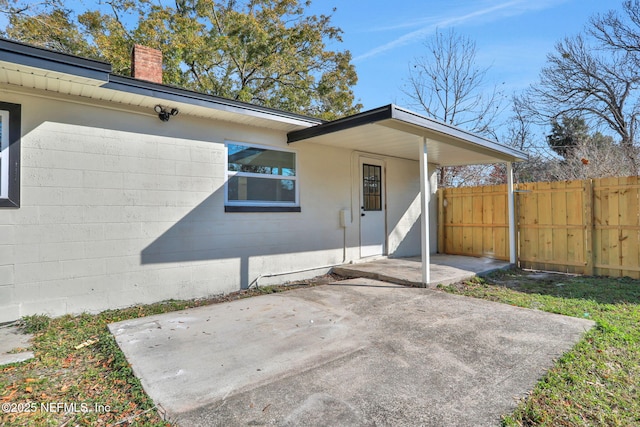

[0,0,624,127]
[313,0,623,113]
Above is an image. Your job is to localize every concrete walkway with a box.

[110,279,593,426]
[333,254,510,287]
[0,324,34,366]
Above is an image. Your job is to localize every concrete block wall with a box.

[0,90,425,322]
[386,158,438,257]
[0,92,349,321]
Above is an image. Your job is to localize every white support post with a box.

[419,137,431,286]
[506,162,517,264]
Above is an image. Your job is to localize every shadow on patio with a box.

[332,254,510,287]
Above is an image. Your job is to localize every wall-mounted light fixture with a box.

[154,105,179,122]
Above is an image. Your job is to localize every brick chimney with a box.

[131,45,163,84]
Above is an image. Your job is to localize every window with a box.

[225,142,300,212]
[0,102,20,208]
[362,164,382,211]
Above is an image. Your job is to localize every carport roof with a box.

[287,104,528,166]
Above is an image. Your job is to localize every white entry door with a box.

[360,158,386,258]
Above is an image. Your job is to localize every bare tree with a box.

[504,94,541,152]
[402,29,505,187]
[591,0,640,59]
[404,28,504,138]
[520,0,640,174]
[497,95,554,183]
[547,133,635,180]
[533,35,639,166]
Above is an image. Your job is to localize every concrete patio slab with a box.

[110,279,593,427]
[332,254,510,287]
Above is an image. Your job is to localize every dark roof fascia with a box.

[0,37,111,82]
[0,37,324,128]
[390,105,528,161]
[104,75,324,127]
[287,104,528,162]
[287,104,393,143]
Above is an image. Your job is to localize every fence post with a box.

[438,189,445,254]
[506,162,517,264]
[584,179,594,276]
[515,182,520,269]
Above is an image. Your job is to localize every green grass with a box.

[438,270,640,426]
[0,281,320,426]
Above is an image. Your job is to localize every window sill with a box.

[0,198,20,208]
[225,205,301,213]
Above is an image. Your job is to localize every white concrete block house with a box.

[0,38,527,322]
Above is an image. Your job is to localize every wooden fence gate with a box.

[438,176,640,279]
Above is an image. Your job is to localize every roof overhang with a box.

[287,105,528,166]
[0,38,111,86]
[0,37,322,132]
[101,75,321,130]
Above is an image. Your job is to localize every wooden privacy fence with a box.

[438,176,640,279]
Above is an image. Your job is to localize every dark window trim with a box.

[225,205,301,213]
[0,101,21,208]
